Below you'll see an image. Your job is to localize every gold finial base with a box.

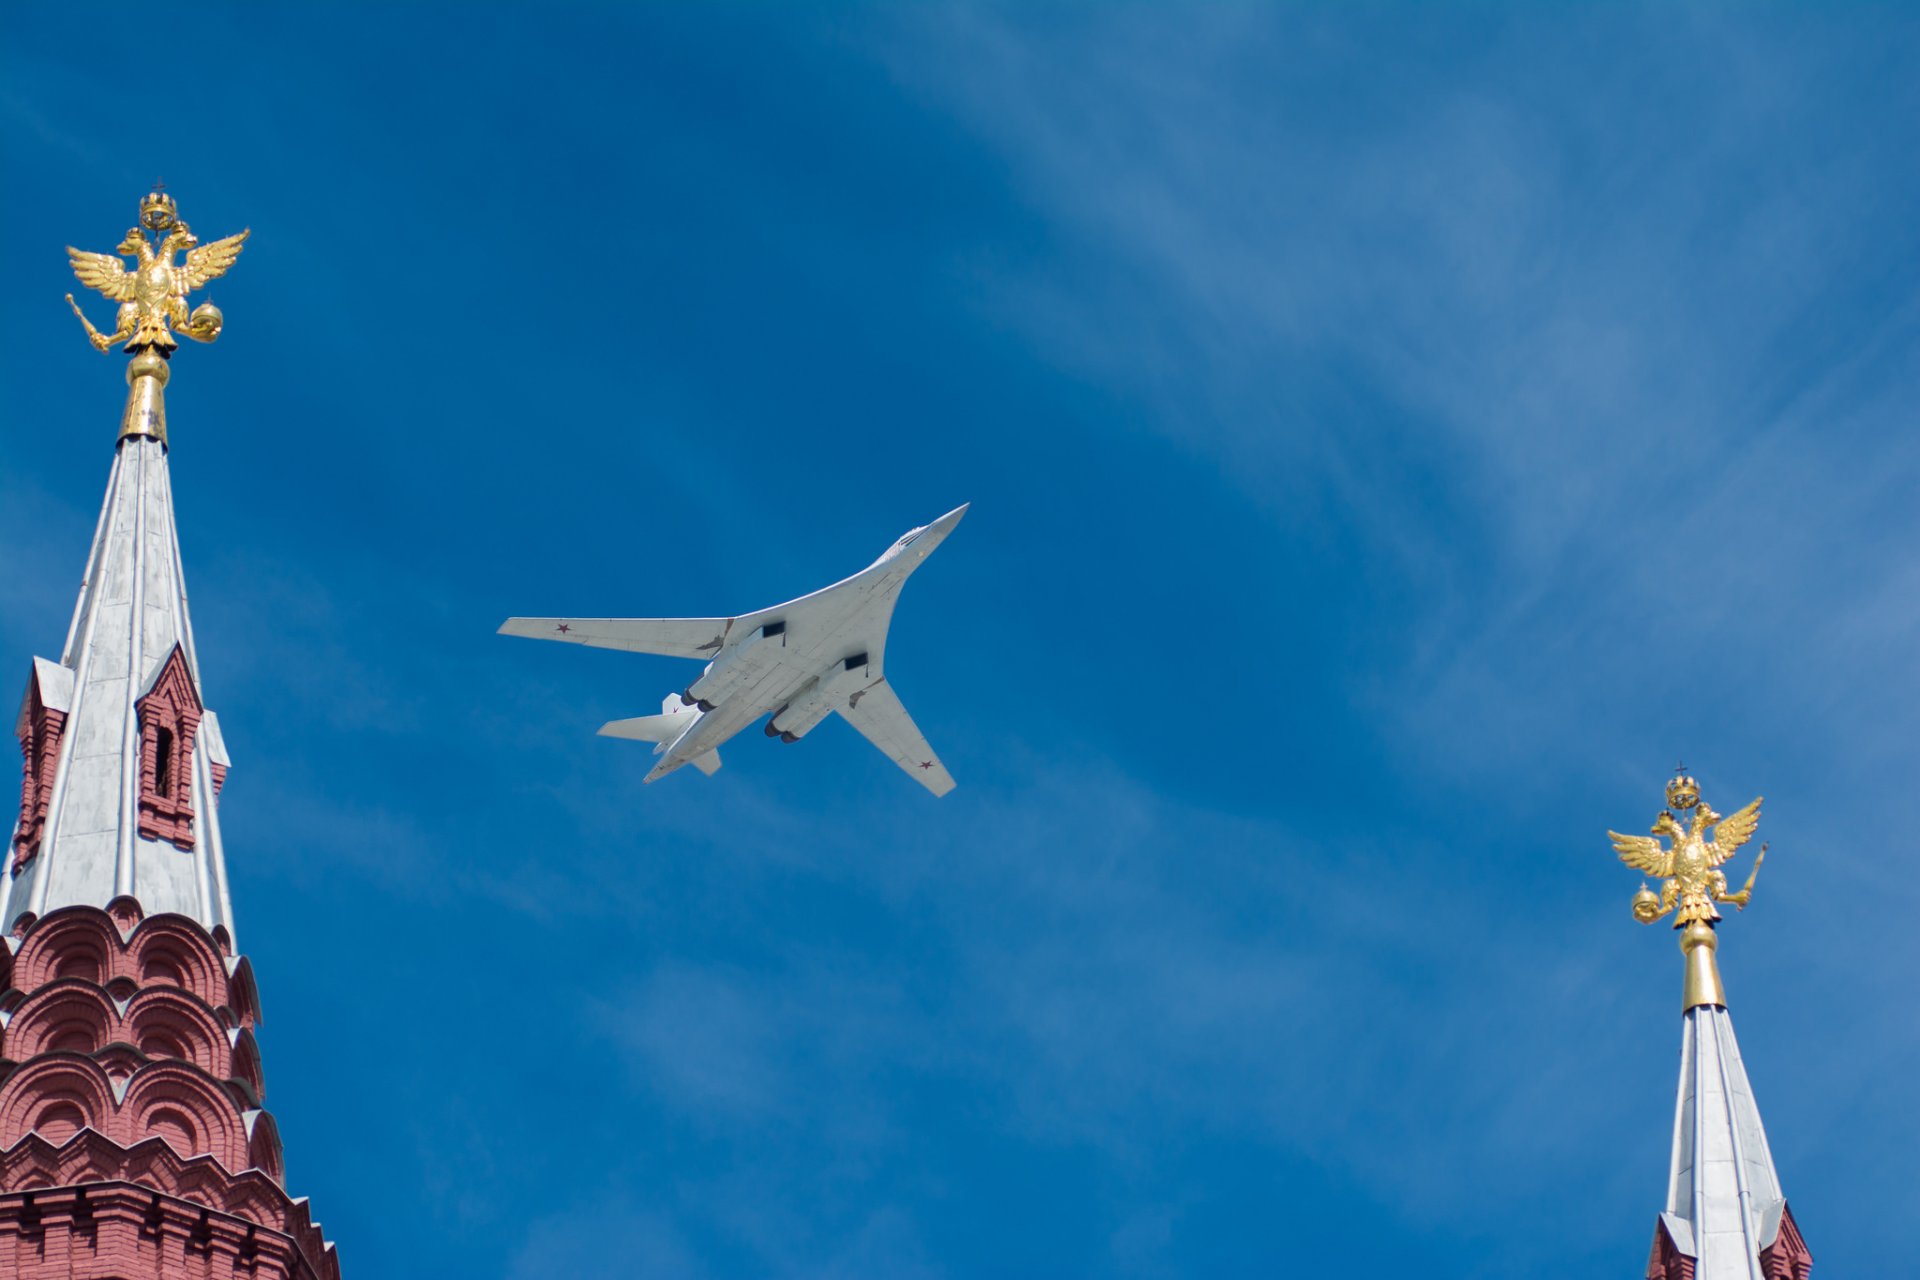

[1680,920,1725,1011]
[119,349,169,446]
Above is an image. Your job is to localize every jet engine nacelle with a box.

[684,621,785,708]
[769,692,834,742]
[768,653,869,742]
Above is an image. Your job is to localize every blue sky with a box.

[4,3,1919,1276]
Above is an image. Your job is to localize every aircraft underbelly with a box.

[665,646,832,763]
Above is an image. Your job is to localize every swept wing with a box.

[498,616,734,660]
[500,591,840,661]
[841,678,954,797]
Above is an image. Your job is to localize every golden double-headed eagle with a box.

[1611,773,1766,926]
[65,190,247,353]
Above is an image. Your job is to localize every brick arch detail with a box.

[244,1108,287,1184]
[10,907,122,992]
[119,1062,254,1172]
[229,1025,267,1105]
[123,986,231,1075]
[12,906,236,1016]
[4,982,235,1086]
[0,905,280,1182]
[0,1054,264,1173]
[0,1056,118,1146]
[105,893,144,935]
[1,981,119,1060]
[93,1042,146,1082]
[226,953,262,1030]
[128,913,232,1007]
[0,901,326,1274]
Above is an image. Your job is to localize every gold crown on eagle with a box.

[139,189,177,232]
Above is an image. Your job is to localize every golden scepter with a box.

[64,293,111,350]
[1733,842,1767,906]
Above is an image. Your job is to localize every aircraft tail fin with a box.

[689,749,723,777]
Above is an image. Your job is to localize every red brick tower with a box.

[0,193,340,1278]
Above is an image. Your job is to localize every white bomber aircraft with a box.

[500,504,968,796]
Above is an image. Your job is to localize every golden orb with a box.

[1631,885,1662,923]
[188,302,223,338]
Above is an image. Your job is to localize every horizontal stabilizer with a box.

[645,747,724,781]
[599,693,702,754]
[598,714,687,745]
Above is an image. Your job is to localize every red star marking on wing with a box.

[555,623,572,634]
[919,761,934,770]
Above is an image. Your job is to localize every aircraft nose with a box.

[913,503,969,551]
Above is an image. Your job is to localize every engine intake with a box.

[769,666,861,741]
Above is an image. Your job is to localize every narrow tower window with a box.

[13,670,72,871]
[154,727,174,799]
[135,645,203,851]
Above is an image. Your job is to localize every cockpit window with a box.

[901,531,921,546]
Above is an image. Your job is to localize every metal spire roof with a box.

[2,361,237,942]
[1656,1003,1797,1279]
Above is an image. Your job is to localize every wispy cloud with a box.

[877,4,1920,801]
